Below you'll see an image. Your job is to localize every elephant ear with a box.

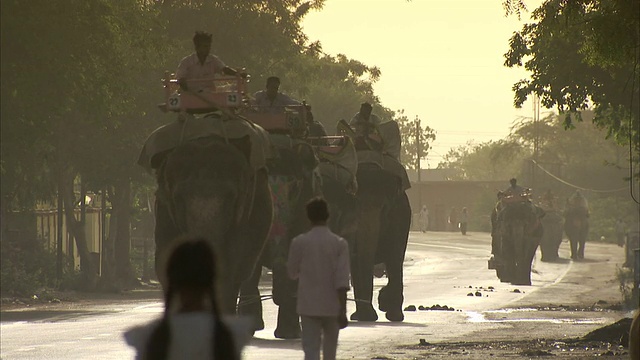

[295,142,319,172]
[229,135,252,165]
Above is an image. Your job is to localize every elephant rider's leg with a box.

[238,263,265,332]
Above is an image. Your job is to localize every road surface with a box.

[0,231,629,359]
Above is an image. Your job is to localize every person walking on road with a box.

[287,197,351,360]
[419,205,429,232]
[459,207,468,235]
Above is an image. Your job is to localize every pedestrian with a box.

[615,218,626,247]
[419,205,429,232]
[448,207,458,232]
[287,197,350,360]
[124,237,249,360]
[459,207,468,235]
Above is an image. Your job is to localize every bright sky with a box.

[302,0,543,168]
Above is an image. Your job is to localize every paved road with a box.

[0,231,627,359]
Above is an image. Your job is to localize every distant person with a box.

[287,197,350,360]
[490,191,505,257]
[615,218,626,247]
[349,102,381,136]
[459,207,468,235]
[176,31,245,92]
[253,76,302,114]
[503,178,525,197]
[306,107,328,137]
[448,207,458,232]
[419,205,429,233]
[124,237,248,360]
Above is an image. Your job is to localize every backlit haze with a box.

[303,0,546,168]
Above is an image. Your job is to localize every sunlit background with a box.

[303,0,545,167]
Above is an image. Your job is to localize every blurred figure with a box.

[253,76,301,114]
[419,205,429,233]
[615,218,626,247]
[124,237,247,360]
[503,178,526,196]
[287,197,351,360]
[448,207,458,232]
[459,207,468,235]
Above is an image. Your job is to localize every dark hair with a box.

[509,178,517,186]
[266,76,280,86]
[361,102,372,109]
[144,238,238,360]
[193,31,213,45]
[306,197,329,223]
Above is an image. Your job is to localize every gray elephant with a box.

[540,209,563,262]
[237,109,321,339]
[494,194,544,286]
[339,119,412,322]
[563,191,590,260]
[138,113,273,314]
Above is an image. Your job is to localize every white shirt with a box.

[253,90,301,113]
[176,53,226,82]
[287,226,350,317]
[124,312,251,359]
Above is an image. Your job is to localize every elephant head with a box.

[497,201,543,285]
[154,134,273,314]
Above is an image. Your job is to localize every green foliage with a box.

[437,139,527,180]
[504,0,640,157]
[0,238,77,297]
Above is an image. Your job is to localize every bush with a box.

[0,236,78,297]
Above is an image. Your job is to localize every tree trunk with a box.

[113,177,137,288]
[98,189,118,292]
[59,170,98,290]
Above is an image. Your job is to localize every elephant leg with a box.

[569,237,578,260]
[578,237,586,259]
[272,262,301,339]
[153,198,182,290]
[378,193,410,322]
[350,207,379,322]
[238,265,265,332]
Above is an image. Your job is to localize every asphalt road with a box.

[0,231,629,359]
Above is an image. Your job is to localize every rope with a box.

[531,159,627,193]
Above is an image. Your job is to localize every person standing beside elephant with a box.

[287,197,350,360]
[176,31,245,92]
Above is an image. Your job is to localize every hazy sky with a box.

[302,0,545,168]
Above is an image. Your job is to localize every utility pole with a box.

[415,116,421,182]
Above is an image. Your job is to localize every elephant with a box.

[137,113,274,314]
[338,120,411,322]
[237,131,321,339]
[563,191,590,260]
[539,209,564,262]
[494,199,544,285]
[564,205,589,260]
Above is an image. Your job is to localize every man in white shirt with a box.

[176,31,244,92]
[253,76,302,113]
[287,197,350,360]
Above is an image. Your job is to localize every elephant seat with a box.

[243,105,309,136]
[308,136,358,194]
[158,73,248,114]
[356,150,411,191]
[137,112,272,172]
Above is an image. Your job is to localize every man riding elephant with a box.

[564,190,590,260]
[339,104,411,322]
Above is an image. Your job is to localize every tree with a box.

[437,139,527,180]
[394,111,437,171]
[504,0,640,162]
